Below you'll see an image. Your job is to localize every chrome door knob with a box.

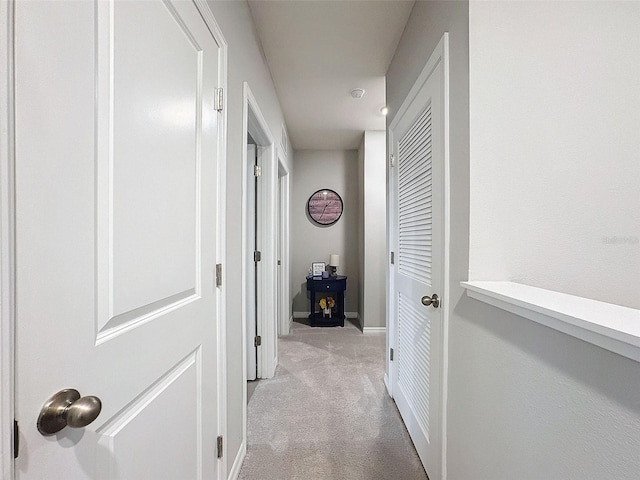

[37,389,102,436]
[421,294,440,308]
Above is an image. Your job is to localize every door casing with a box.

[241,82,279,452]
[0,1,16,477]
[277,152,291,336]
[386,33,451,480]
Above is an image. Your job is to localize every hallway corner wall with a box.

[291,150,360,317]
[359,131,387,329]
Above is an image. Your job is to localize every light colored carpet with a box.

[238,320,428,480]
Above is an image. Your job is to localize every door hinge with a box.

[277,259,281,266]
[390,251,395,264]
[254,165,262,177]
[214,88,224,112]
[217,435,223,459]
[254,335,262,347]
[215,264,222,287]
[390,154,395,167]
[13,419,19,459]
[390,348,394,361]
[254,250,261,262]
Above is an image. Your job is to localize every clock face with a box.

[307,189,343,226]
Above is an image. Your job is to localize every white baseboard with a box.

[363,326,386,334]
[228,440,246,480]
[384,373,392,396]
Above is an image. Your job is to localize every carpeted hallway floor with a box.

[238,320,428,480]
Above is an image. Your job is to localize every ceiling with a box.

[248,0,415,151]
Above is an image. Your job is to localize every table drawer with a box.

[307,278,346,291]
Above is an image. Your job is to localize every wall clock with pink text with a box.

[307,189,343,226]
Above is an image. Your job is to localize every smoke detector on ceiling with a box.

[350,88,365,99]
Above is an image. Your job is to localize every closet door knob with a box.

[421,294,440,308]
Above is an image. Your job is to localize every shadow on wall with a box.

[453,295,640,415]
[293,281,311,315]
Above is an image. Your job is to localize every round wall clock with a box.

[307,189,343,226]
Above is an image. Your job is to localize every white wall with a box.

[291,150,360,315]
[469,1,640,309]
[360,131,387,328]
[387,1,640,479]
[205,2,291,475]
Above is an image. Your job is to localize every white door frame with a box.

[386,33,450,480]
[0,0,16,476]
[277,150,291,336]
[241,82,277,434]
[198,3,229,477]
[0,2,228,477]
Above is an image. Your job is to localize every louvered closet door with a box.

[391,54,444,478]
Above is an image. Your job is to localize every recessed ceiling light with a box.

[350,88,365,99]
[380,106,389,116]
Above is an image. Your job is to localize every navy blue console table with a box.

[306,275,347,327]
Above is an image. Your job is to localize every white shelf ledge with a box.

[461,281,640,363]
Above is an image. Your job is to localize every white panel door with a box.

[14,1,223,478]
[391,48,445,478]
[246,143,257,381]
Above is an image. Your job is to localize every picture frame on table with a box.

[311,262,326,277]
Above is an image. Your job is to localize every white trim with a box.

[240,84,249,462]
[387,33,450,480]
[280,123,288,157]
[354,313,363,331]
[440,33,450,480]
[277,152,290,337]
[386,127,396,398]
[227,439,246,480]
[462,281,640,364]
[383,373,391,396]
[190,4,228,477]
[0,1,15,477]
[363,326,386,334]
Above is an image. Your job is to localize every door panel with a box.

[14,1,222,478]
[391,54,444,478]
[98,0,203,337]
[96,352,200,480]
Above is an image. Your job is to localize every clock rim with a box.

[307,188,343,226]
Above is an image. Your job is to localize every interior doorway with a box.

[242,82,279,442]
